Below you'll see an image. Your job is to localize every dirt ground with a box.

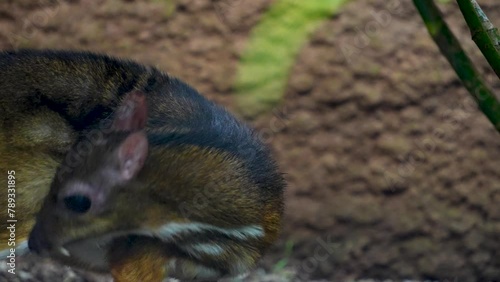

[1,0,500,281]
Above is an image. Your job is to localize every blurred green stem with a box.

[457,0,500,78]
[413,0,500,132]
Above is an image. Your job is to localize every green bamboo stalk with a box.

[413,0,500,132]
[457,0,500,78]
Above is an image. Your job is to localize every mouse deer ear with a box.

[117,131,148,181]
[112,90,147,132]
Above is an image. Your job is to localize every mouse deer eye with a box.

[63,195,91,213]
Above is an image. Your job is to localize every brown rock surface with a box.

[0,0,499,281]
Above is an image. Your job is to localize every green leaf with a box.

[235,0,350,118]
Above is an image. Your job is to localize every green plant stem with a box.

[457,0,500,78]
[413,0,500,132]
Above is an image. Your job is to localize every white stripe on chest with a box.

[0,241,29,258]
[153,222,264,241]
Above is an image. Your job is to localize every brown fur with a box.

[0,49,285,282]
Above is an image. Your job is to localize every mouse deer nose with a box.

[28,222,50,255]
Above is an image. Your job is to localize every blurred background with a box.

[0,0,499,281]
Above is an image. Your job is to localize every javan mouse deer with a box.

[0,49,284,282]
